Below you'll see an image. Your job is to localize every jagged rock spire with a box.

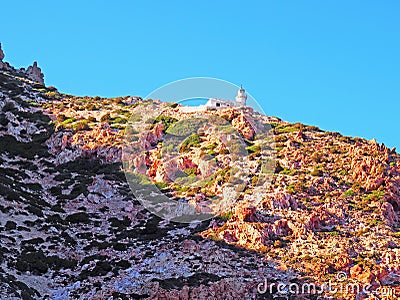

[26,61,45,85]
[0,43,4,61]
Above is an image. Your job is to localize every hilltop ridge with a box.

[0,50,399,299]
[0,43,44,85]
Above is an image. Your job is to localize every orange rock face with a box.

[231,113,256,140]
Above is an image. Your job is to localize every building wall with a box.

[179,105,208,113]
[206,98,237,108]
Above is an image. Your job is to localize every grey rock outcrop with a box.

[0,43,4,69]
[26,61,44,85]
[0,43,4,61]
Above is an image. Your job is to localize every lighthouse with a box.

[235,85,247,106]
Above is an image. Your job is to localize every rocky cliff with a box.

[0,44,44,85]
[0,49,399,300]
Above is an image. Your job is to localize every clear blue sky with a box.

[1,1,399,149]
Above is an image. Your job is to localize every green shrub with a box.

[72,119,89,131]
[0,113,8,126]
[310,168,323,177]
[16,251,48,275]
[113,109,130,116]
[220,148,229,154]
[0,135,50,159]
[155,182,169,190]
[326,230,339,236]
[246,145,261,154]
[154,115,178,131]
[304,125,322,132]
[280,168,298,176]
[202,143,217,151]
[2,102,15,112]
[5,220,17,230]
[261,159,277,174]
[287,184,296,194]
[179,133,202,153]
[183,167,197,176]
[367,219,383,227]
[100,112,111,122]
[348,202,363,210]
[342,189,355,197]
[207,150,216,156]
[85,103,97,111]
[251,176,259,186]
[61,117,75,125]
[176,174,198,186]
[110,117,127,124]
[125,172,151,185]
[166,118,205,136]
[65,212,91,224]
[44,91,59,99]
[363,190,385,202]
[275,123,301,134]
[57,114,67,122]
[275,135,288,143]
[168,102,178,108]
[219,211,234,221]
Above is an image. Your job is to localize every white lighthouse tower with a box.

[235,85,247,106]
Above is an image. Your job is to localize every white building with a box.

[179,86,248,113]
[205,86,247,109]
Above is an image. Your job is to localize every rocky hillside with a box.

[0,48,399,300]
